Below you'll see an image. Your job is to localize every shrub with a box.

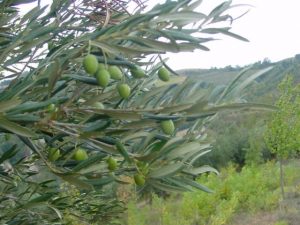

[127,161,300,225]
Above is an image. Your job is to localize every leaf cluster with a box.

[0,0,263,224]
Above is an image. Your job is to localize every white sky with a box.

[152,0,300,69]
[20,0,300,70]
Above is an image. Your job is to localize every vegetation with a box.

[264,76,300,159]
[264,76,300,198]
[2,0,299,224]
[127,161,300,225]
[197,111,272,169]
[180,56,300,171]
[0,0,263,224]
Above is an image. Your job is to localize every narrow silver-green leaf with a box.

[47,60,61,94]
[183,165,219,176]
[0,144,18,164]
[154,11,206,23]
[149,162,184,178]
[232,66,273,96]
[168,142,208,160]
[180,177,214,193]
[0,98,21,112]
[151,180,191,192]
[0,115,36,137]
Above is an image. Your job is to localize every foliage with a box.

[274,221,289,225]
[127,161,300,225]
[196,111,272,169]
[244,124,268,165]
[176,57,300,170]
[264,75,300,159]
[0,0,268,224]
[264,75,300,198]
[207,121,250,168]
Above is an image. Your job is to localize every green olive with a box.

[95,69,110,87]
[106,157,117,171]
[134,173,145,186]
[47,103,57,113]
[73,148,88,161]
[93,102,105,109]
[117,83,131,99]
[160,120,175,135]
[130,67,145,78]
[83,54,98,75]
[108,66,123,80]
[48,148,60,161]
[158,67,170,82]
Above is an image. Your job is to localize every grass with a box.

[126,160,300,225]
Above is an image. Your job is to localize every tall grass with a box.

[127,160,300,225]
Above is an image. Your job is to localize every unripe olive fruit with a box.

[83,54,98,75]
[158,67,170,82]
[130,67,145,78]
[108,66,123,80]
[48,148,60,161]
[134,173,145,186]
[73,148,88,161]
[93,102,105,109]
[95,69,110,87]
[47,103,57,113]
[117,83,131,99]
[106,157,117,171]
[160,120,175,135]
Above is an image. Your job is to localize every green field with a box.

[127,160,300,225]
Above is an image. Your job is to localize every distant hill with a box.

[176,54,300,103]
[177,67,241,85]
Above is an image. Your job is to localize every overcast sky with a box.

[22,0,300,70]
[154,0,300,69]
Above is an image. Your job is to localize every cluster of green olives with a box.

[46,54,175,187]
[48,147,146,185]
[45,55,175,189]
[48,147,89,162]
[105,156,146,186]
[83,54,171,99]
[83,54,131,99]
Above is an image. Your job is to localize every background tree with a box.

[264,75,300,198]
[0,0,269,224]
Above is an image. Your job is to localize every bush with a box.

[127,161,300,225]
[199,112,272,169]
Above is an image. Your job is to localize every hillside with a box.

[176,54,300,103]
[177,54,300,84]
[174,54,300,169]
